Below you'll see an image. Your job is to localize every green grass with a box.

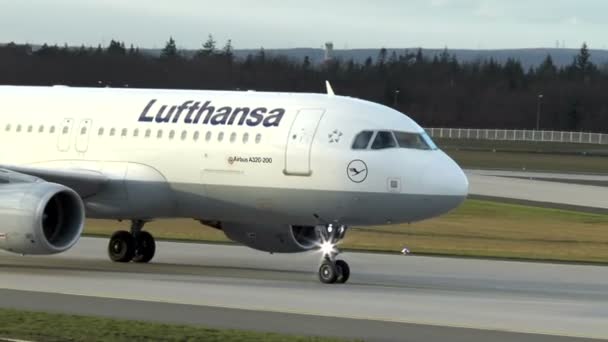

[434,138,608,173]
[86,199,608,264]
[0,308,348,342]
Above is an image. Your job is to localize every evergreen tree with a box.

[415,48,424,64]
[439,47,450,64]
[302,56,311,71]
[221,39,233,59]
[377,48,387,67]
[160,37,178,59]
[537,54,557,77]
[200,34,217,57]
[255,47,266,64]
[107,40,126,56]
[574,42,592,72]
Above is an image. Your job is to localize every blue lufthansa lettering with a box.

[138,99,285,127]
[138,99,157,122]
[263,108,285,127]
[246,107,265,126]
[211,107,231,125]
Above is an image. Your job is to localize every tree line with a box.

[1,36,607,132]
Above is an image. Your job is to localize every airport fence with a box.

[425,128,608,145]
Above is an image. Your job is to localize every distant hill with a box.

[7,43,608,68]
[228,48,608,69]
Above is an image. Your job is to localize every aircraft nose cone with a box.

[439,152,469,200]
[418,151,468,216]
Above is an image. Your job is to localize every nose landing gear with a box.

[319,257,350,284]
[317,224,350,284]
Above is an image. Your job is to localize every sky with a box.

[0,0,606,50]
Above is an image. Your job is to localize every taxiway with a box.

[1,237,606,341]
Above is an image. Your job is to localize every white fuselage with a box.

[0,86,468,226]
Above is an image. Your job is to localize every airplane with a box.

[0,83,468,284]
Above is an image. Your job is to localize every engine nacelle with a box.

[221,223,322,253]
[0,182,85,255]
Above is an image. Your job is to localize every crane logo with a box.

[347,160,368,183]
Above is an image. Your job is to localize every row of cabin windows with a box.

[4,124,57,134]
[96,128,262,144]
[4,124,262,144]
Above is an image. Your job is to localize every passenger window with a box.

[17,125,22,132]
[62,126,68,134]
[218,132,224,142]
[255,133,262,144]
[81,127,87,135]
[371,131,397,150]
[181,130,187,140]
[157,130,163,139]
[5,124,10,132]
[133,129,139,137]
[145,129,151,138]
[394,132,429,150]
[230,132,236,143]
[242,133,249,143]
[50,126,55,134]
[98,127,104,136]
[352,131,374,150]
[169,130,175,140]
[193,131,199,141]
[110,128,116,136]
[121,128,128,137]
[27,125,33,133]
[205,131,212,141]
[38,125,44,133]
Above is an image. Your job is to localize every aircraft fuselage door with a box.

[284,109,325,176]
[75,119,92,153]
[57,118,74,152]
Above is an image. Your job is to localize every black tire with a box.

[108,230,135,262]
[132,231,156,263]
[318,260,338,284]
[335,260,350,284]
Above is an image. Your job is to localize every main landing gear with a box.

[317,224,350,284]
[108,220,156,263]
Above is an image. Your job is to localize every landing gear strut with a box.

[317,224,350,284]
[108,220,156,263]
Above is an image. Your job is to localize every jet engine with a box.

[220,223,322,253]
[0,182,85,255]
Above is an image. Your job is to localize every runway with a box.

[1,237,607,341]
[466,169,608,212]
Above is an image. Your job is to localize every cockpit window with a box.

[371,131,397,150]
[352,131,374,149]
[394,131,438,150]
[394,132,430,150]
[421,132,438,150]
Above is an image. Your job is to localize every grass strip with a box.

[84,199,608,264]
[0,308,348,342]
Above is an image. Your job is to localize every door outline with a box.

[283,108,325,176]
[75,119,93,153]
[57,118,74,152]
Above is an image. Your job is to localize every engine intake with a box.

[0,182,85,254]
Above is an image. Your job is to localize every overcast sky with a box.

[0,0,605,50]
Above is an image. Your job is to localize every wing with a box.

[0,165,108,198]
